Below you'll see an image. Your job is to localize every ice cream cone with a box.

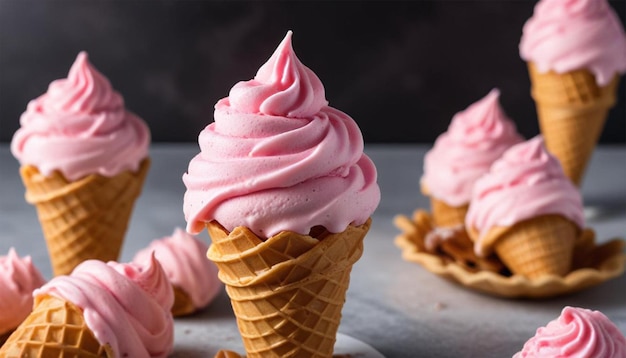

[430,198,469,229]
[480,214,578,279]
[171,285,196,317]
[206,219,371,358]
[0,295,112,357]
[19,159,150,276]
[528,62,620,186]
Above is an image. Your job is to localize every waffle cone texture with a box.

[206,218,371,358]
[429,198,468,229]
[528,62,620,186]
[477,214,578,279]
[171,285,196,317]
[0,295,112,358]
[19,159,150,276]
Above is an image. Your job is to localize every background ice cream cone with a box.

[206,219,371,358]
[171,285,196,317]
[0,295,112,357]
[429,198,468,229]
[19,159,150,276]
[528,62,620,186]
[486,214,578,279]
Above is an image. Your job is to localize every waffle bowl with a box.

[394,209,626,299]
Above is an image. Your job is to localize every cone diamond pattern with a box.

[20,159,150,276]
[207,219,371,358]
[0,295,109,358]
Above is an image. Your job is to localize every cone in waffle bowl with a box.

[206,219,370,358]
[470,214,578,279]
[0,295,113,358]
[528,62,620,186]
[421,184,469,229]
[394,210,626,299]
[20,158,150,276]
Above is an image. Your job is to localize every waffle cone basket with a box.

[206,219,371,358]
[19,159,150,276]
[528,62,620,186]
[480,215,578,279]
[0,295,112,357]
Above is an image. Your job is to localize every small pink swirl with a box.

[11,51,150,181]
[514,306,626,357]
[35,258,174,358]
[228,31,328,118]
[422,89,523,206]
[133,228,222,310]
[519,0,626,86]
[0,248,46,334]
[183,32,380,237]
[465,136,584,256]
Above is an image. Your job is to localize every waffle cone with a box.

[19,159,150,276]
[206,219,371,358]
[429,198,468,228]
[528,62,620,185]
[483,215,578,279]
[0,295,112,358]
[171,285,196,317]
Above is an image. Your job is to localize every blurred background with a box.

[1,0,624,144]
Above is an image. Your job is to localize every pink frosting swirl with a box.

[183,31,380,237]
[0,248,46,334]
[133,228,222,310]
[465,136,584,256]
[11,51,150,181]
[514,306,626,357]
[519,0,626,86]
[421,89,523,206]
[35,257,174,358]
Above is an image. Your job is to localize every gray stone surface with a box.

[1,143,625,357]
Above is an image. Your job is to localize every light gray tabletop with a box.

[1,143,625,358]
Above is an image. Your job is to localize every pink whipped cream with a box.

[35,256,174,358]
[183,31,380,237]
[519,0,626,86]
[514,306,626,357]
[0,248,46,335]
[465,136,584,256]
[11,51,150,181]
[133,228,222,310]
[421,88,523,207]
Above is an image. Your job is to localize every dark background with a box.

[1,0,625,144]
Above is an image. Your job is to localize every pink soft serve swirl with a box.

[11,51,150,181]
[183,31,380,237]
[514,306,626,357]
[133,228,222,309]
[422,89,523,206]
[0,248,46,334]
[35,256,174,358]
[228,31,328,118]
[519,0,626,86]
[465,136,584,256]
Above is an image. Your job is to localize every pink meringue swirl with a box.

[183,31,380,237]
[133,228,222,310]
[35,256,174,358]
[11,51,150,181]
[465,136,584,256]
[514,306,626,357]
[422,89,523,206]
[519,0,626,86]
[0,248,46,335]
